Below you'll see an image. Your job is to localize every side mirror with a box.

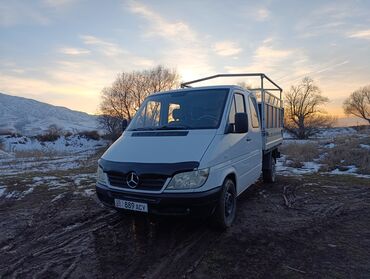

[234,113,248,133]
[122,119,128,131]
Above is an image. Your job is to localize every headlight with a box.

[166,168,209,190]
[97,166,108,185]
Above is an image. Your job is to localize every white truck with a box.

[96,73,283,228]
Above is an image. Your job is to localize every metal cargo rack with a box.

[181,73,284,150]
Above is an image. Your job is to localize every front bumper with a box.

[96,183,222,216]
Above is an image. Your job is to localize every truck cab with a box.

[96,73,283,228]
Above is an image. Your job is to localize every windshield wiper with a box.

[130,127,156,131]
[155,125,190,130]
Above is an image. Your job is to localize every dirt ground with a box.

[1,165,370,278]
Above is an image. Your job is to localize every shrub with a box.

[64,131,73,138]
[321,136,370,174]
[77,130,100,140]
[36,124,63,142]
[280,141,320,167]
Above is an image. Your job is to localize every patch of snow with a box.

[360,144,370,150]
[331,165,358,174]
[282,139,315,145]
[22,187,34,196]
[283,132,293,139]
[0,150,13,159]
[83,189,95,197]
[324,143,335,149]
[0,137,106,176]
[329,166,370,179]
[315,127,357,138]
[303,161,321,172]
[277,156,321,176]
[0,135,106,154]
[51,193,65,202]
[0,186,6,197]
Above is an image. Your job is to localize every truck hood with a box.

[101,130,216,164]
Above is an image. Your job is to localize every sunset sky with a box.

[1,0,370,119]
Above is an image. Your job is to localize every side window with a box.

[228,93,247,132]
[234,93,246,113]
[228,98,236,125]
[168,103,180,123]
[249,96,259,128]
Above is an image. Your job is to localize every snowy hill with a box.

[0,92,99,135]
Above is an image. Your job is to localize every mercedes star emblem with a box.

[126,172,139,188]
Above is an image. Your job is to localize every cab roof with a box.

[151,85,250,96]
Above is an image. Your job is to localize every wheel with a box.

[211,178,236,229]
[263,157,276,183]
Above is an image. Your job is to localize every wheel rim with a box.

[224,189,235,218]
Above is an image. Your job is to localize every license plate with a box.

[114,199,148,213]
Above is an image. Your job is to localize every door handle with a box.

[246,137,252,142]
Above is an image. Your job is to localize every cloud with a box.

[43,0,78,7]
[58,47,90,55]
[80,35,126,56]
[126,1,196,41]
[225,39,296,72]
[348,29,370,40]
[296,2,365,38]
[224,38,311,88]
[213,41,242,56]
[254,45,292,59]
[0,1,49,26]
[255,8,270,21]
[125,1,214,81]
[78,35,154,66]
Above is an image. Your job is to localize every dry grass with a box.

[320,136,370,174]
[280,142,320,168]
[14,149,68,159]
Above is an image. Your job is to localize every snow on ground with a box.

[0,132,107,200]
[360,144,370,150]
[1,127,368,201]
[0,134,105,153]
[279,127,370,179]
[0,135,107,176]
[0,172,98,200]
[314,127,357,138]
[277,156,322,176]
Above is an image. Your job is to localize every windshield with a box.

[128,89,229,131]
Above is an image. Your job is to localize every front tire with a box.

[212,178,236,229]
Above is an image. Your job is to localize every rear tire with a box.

[211,178,236,230]
[263,157,276,183]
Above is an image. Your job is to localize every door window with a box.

[249,97,259,128]
[228,93,247,132]
[228,98,236,124]
[234,93,246,113]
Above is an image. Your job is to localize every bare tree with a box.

[343,85,370,124]
[98,65,179,137]
[284,77,335,139]
[97,115,122,140]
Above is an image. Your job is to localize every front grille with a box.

[107,172,167,191]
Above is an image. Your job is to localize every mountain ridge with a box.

[0,92,99,135]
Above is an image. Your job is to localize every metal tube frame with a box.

[180,73,284,138]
